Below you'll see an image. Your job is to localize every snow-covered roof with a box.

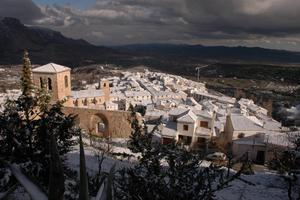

[124,90,151,97]
[32,63,70,73]
[264,132,291,147]
[169,108,189,116]
[72,89,104,98]
[161,122,177,138]
[256,114,282,131]
[230,114,264,131]
[264,120,282,131]
[177,110,197,123]
[246,115,263,126]
[193,109,212,119]
[233,132,291,147]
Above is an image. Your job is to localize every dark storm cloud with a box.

[0,0,44,23]
[2,0,300,49]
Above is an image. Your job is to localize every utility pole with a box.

[195,66,201,81]
[195,64,210,81]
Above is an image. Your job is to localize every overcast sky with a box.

[1,0,300,51]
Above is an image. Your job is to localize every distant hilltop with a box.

[0,17,120,66]
[1,17,300,67]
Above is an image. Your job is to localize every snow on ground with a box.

[67,138,292,200]
[0,90,21,111]
[65,138,136,175]
[4,139,294,200]
[216,172,288,200]
[8,164,47,200]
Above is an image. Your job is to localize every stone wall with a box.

[62,106,132,138]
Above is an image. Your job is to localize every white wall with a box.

[177,122,196,137]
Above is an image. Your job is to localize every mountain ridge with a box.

[115,43,300,64]
[1,17,300,67]
[0,17,122,66]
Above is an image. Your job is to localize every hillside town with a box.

[1,0,300,199]
[1,62,294,166]
[0,54,299,200]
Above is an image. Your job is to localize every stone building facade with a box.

[32,63,72,105]
[32,63,132,138]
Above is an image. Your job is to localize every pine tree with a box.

[20,50,34,97]
[19,50,36,156]
[0,55,78,193]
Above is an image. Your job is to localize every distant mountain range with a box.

[1,17,300,67]
[0,17,124,66]
[115,43,300,64]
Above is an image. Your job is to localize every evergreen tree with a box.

[0,52,78,195]
[20,49,34,97]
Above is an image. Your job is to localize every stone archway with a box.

[89,113,109,138]
[62,107,132,138]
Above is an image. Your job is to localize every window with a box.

[83,99,88,106]
[40,77,43,88]
[48,78,52,90]
[64,75,68,88]
[74,99,78,107]
[183,124,189,131]
[103,83,106,87]
[200,121,209,128]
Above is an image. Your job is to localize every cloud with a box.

[0,0,44,23]
[2,0,300,49]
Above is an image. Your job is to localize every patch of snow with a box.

[216,172,288,200]
[9,164,47,200]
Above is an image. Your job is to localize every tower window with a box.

[83,99,88,106]
[103,83,106,87]
[48,78,52,90]
[64,75,68,88]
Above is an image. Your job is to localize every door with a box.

[256,150,265,165]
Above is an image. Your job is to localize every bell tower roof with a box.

[32,63,70,73]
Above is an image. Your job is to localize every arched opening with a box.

[64,75,68,88]
[90,113,109,138]
[83,98,88,106]
[48,78,52,90]
[74,99,78,107]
